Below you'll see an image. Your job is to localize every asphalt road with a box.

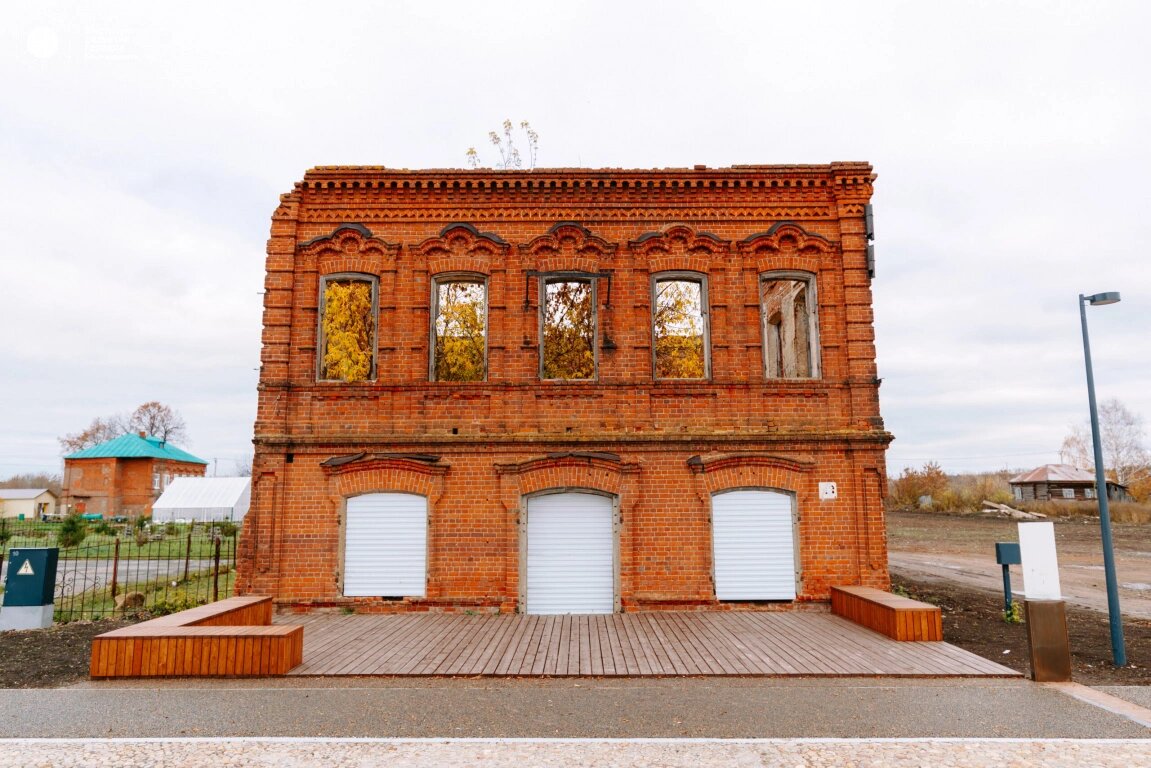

[2,678,1147,739]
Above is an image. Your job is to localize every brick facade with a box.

[236,163,891,612]
[62,456,206,518]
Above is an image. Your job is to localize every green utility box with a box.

[0,547,59,630]
[4,548,59,606]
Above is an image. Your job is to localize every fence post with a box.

[110,537,120,600]
[212,536,221,603]
[183,530,193,583]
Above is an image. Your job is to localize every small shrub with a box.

[134,516,148,531]
[215,521,238,538]
[57,514,88,548]
[1004,601,1024,624]
[148,596,207,617]
[92,521,115,536]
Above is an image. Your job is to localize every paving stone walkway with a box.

[2,738,1150,767]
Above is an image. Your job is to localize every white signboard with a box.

[1018,521,1062,600]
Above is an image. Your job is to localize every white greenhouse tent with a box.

[151,477,251,523]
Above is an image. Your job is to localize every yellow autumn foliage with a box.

[654,279,705,378]
[322,280,374,382]
[434,281,486,381]
[542,281,595,379]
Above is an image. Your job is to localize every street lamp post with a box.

[1078,291,1126,667]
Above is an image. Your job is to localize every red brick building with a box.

[237,163,891,614]
[62,433,208,518]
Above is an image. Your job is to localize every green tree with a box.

[57,513,88,548]
[321,279,374,382]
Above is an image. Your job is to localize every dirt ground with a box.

[889,510,1151,684]
[0,618,137,688]
[889,509,1151,619]
[3,511,1151,688]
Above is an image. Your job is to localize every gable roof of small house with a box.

[1009,464,1097,485]
[65,434,207,465]
[0,488,57,501]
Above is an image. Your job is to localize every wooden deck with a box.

[278,611,1017,677]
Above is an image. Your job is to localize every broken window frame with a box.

[317,272,379,383]
[760,271,821,380]
[429,272,489,382]
[538,274,598,381]
[651,271,710,380]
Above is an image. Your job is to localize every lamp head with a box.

[1085,292,1121,306]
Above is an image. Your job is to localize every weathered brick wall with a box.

[238,164,891,612]
[62,457,205,518]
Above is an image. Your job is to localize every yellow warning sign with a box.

[17,560,34,576]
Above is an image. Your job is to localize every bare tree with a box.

[127,401,188,444]
[59,401,190,453]
[1060,397,1150,490]
[58,414,127,454]
[0,472,63,495]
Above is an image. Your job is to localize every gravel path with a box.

[1,738,1149,767]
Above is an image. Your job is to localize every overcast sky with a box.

[2,1,1148,480]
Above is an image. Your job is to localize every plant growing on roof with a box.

[466,120,539,170]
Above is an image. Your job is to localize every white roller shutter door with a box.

[526,492,614,614]
[712,489,797,600]
[344,492,427,597]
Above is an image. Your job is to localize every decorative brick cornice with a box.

[288,164,874,220]
[296,206,837,222]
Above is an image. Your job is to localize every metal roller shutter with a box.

[344,492,427,597]
[526,492,614,614]
[712,489,797,600]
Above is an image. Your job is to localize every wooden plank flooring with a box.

[278,612,1018,678]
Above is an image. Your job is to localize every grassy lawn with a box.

[2,521,235,560]
[55,567,237,622]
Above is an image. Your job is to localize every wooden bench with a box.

[830,585,943,641]
[90,596,303,678]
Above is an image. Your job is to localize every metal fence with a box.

[0,518,237,622]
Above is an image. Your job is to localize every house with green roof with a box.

[61,432,207,518]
